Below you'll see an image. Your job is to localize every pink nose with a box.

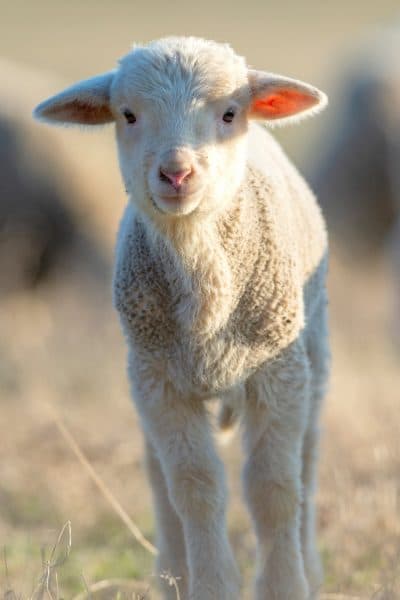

[159,167,192,190]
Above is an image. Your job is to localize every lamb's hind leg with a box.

[300,426,322,600]
[301,299,330,598]
[145,440,189,600]
[242,343,310,600]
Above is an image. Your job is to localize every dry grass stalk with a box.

[3,548,20,600]
[31,520,71,600]
[43,401,157,557]
[159,571,181,600]
[72,578,150,599]
[72,573,183,600]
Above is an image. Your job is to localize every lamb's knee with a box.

[243,457,301,530]
[168,460,226,520]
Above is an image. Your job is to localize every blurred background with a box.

[1,1,399,597]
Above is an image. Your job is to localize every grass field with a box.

[1,1,400,597]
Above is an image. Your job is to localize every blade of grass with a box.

[43,401,157,557]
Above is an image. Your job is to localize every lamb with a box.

[34,37,329,600]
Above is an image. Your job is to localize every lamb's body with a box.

[34,37,329,600]
[114,124,327,394]
[114,124,329,600]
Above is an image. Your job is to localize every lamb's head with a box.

[34,37,327,219]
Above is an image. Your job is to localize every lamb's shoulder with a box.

[231,130,327,354]
[230,182,304,358]
[247,123,327,278]
[247,122,328,307]
[113,204,175,352]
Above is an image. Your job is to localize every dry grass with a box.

[2,521,166,599]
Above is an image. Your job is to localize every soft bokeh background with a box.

[1,1,399,597]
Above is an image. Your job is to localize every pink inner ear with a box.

[252,88,316,119]
[46,99,113,124]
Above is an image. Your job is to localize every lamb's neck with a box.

[148,212,236,337]
[168,219,219,265]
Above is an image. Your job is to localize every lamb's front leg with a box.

[133,371,240,600]
[145,440,189,599]
[242,344,310,600]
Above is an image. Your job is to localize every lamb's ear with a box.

[248,70,327,125]
[33,71,115,125]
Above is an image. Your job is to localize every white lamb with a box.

[34,37,329,600]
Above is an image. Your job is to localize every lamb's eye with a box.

[222,109,235,123]
[123,109,137,124]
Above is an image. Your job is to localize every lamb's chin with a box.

[151,193,202,217]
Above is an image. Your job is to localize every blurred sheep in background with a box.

[0,115,75,294]
[309,24,400,340]
[0,60,114,297]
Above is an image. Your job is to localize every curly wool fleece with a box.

[114,125,328,397]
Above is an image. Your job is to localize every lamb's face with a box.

[111,39,250,218]
[33,36,327,221]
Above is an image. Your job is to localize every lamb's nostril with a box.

[159,167,192,190]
